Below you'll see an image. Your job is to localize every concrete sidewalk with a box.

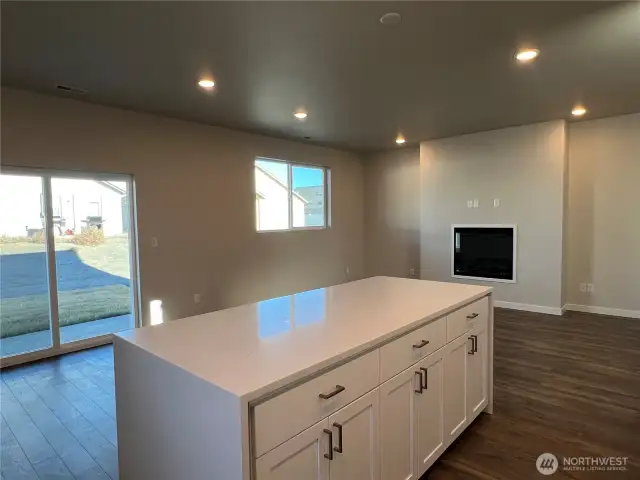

[0,314,132,357]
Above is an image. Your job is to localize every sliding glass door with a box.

[0,169,139,363]
[0,174,54,357]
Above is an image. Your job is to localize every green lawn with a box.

[0,285,131,338]
[0,236,132,338]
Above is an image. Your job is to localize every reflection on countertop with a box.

[258,288,326,339]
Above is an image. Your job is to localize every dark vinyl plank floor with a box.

[425,309,640,479]
[1,347,117,480]
[1,310,639,479]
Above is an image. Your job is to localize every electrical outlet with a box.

[150,237,159,248]
[194,293,201,304]
[345,266,350,276]
[408,268,416,278]
[467,200,473,208]
[586,283,594,294]
[473,199,479,208]
[493,198,500,208]
[579,283,587,293]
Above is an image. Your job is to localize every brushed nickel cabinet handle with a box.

[420,367,428,389]
[333,422,343,453]
[471,334,478,353]
[412,339,430,349]
[319,385,345,400]
[467,313,479,319]
[414,371,423,394]
[468,336,475,355]
[323,429,333,460]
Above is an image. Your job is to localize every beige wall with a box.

[364,114,640,315]
[419,121,567,310]
[363,148,420,278]
[566,113,640,312]
[1,87,365,325]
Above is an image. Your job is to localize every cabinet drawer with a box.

[379,317,446,383]
[446,297,489,342]
[254,349,379,458]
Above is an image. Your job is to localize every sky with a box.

[256,159,323,189]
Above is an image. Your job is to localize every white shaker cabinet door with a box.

[380,365,420,480]
[442,333,469,444]
[466,323,489,420]
[415,351,445,477]
[328,389,379,480]
[255,418,330,480]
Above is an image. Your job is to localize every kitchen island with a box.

[114,276,493,480]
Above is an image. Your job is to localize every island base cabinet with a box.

[379,365,419,480]
[415,353,445,476]
[442,334,469,444]
[255,418,330,480]
[466,324,489,419]
[253,293,492,480]
[328,389,379,480]
[379,350,445,480]
[256,389,379,480]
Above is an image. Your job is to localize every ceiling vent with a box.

[56,84,88,95]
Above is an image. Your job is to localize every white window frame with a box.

[254,157,330,233]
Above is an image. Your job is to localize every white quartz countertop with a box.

[116,277,491,401]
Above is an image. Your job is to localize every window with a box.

[254,158,328,231]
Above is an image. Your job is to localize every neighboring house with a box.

[293,186,325,227]
[255,165,306,230]
[0,176,128,237]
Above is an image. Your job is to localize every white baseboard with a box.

[494,301,563,316]
[564,304,640,319]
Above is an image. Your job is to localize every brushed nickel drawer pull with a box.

[333,422,343,453]
[414,371,423,394]
[420,367,428,389]
[412,339,430,349]
[319,385,345,400]
[467,313,479,319]
[323,428,333,460]
[468,336,475,355]
[471,334,478,353]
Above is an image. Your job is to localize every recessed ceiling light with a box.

[515,48,540,63]
[571,105,587,117]
[294,110,308,120]
[198,79,215,90]
[396,134,406,145]
[380,12,402,25]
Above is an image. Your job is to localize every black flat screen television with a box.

[452,226,515,281]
